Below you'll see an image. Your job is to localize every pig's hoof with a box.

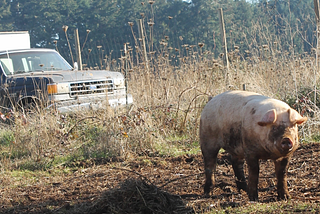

[203,187,211,197]
[204,189,211,196]
[204,193,211,198]
[204,184,212,195]
[248,194,258,202]
[249,198,258,202]
[277,193,291,201]
[236,181,247,192]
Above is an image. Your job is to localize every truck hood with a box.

[10,69,124,83]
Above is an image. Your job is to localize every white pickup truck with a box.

[0,32,133,113]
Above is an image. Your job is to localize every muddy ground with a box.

[1,143,320,213]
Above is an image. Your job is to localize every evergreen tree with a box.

[0,0,316,64]
[0,0,12,31]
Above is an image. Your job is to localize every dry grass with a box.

[1,41,320,171]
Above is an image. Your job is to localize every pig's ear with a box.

[258,109,277,126]
[288,108,307,125]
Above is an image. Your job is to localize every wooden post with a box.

[124,43,128,105]
[242,84,246,91]
[137,19,152,103]
[218,8,229,88]
[74,29,82,70]
[314,0,320,104]
[138,19,149,71]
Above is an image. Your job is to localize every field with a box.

[1,142,320,213]
[1,31,320,213]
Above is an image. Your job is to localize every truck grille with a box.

[70,80,113,97]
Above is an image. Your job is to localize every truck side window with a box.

[11,57,25,73]
[0,59,14,75]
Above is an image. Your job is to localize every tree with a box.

[0,0,12,31]
[0,0,316,65]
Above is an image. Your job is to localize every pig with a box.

[199,90,307,201]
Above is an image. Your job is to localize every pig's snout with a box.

[281,138,293,151]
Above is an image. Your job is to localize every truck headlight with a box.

[114,78,125,88]
[47,83,69,94]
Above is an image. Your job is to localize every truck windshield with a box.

[0,50,72,75]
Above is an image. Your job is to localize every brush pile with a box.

[75,178,194,214]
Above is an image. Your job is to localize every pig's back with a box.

[201,91,266,126]
[201,90,290,124]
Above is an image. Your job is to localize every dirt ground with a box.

[1,143,320,214]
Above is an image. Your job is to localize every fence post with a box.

[124,43,128,105]
[138,19,149,72]
[218,8,230,89]
[137,19,153,103]
[74,29,82,70]
[242,84,246,91]
[314,0,320,104]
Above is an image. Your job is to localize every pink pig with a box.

[200,90,307,201]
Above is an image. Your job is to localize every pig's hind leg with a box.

[231,157,247,192]
[201,138,221,195]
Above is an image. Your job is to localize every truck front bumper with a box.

[47,94,133,113]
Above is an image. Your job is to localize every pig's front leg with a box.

[231,156,247,192]
[274,158,290,200]
[246,157,259,201]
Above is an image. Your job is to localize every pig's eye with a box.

[269,125,286,140]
